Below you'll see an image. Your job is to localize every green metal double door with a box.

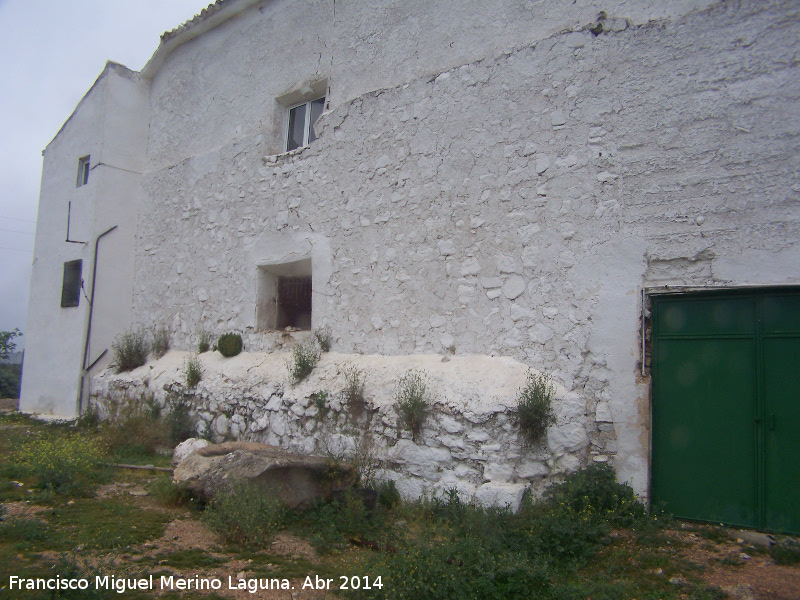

[651,289,800,534]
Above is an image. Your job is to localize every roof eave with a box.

[140,0,264,81]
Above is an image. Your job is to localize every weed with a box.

[151,325,171,358]
[112,328,149,372]
[166,396,195,445]
[98,394,171,458]
[204,482,285,548]
[197,329,213,353]
[0,516,56,548]
[513,370,556,443]
[150,476,205,509]
[342,364,366,411]
[46,498,170,550]
[217,332,243,357]
[14,434,107,495]
[539,462,647,528]
[76,405,101,430]
[292,489,394,554]
[184,354,202,388]
[394,370,429,438]
[288,340,320,383]
[376,479,401,510]
[772,537,800,565]
[314,326,333,352]
[311,390,329,417]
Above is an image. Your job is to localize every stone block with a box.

[547,423,589,454]
[483,462,514,483]
[474,482,527,511]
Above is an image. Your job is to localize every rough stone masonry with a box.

[116,0,800,499]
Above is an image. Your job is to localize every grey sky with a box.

[0,0,212,340]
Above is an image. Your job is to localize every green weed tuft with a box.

[112,328,149,372]
[314,326,333,352]
[184,354,203,388]
[288,340,320,383]
[151,325,171,358]
[342,364,366,412]
[772,538,800,565]
[14,435,107,495]
[204,482,285,548]
[197,329,213,353]
[513,371,556,443]
[394,370,429,438]
[311,390,329,417]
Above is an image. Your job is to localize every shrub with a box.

[540,462,646,528]
[197,330,213,353]
[513,371,556,443]
[314,326,333,352]
[112,328,149,372]
[151,325,170,358]
[0,363,21,399]
[14,435,107,495]
[184,354,202,388]
[394,370,429,438]
[288,340,320,383]
[204,482,284,548]
[217,333,243,357]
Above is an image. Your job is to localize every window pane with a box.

[61,260,82,308]
[287,104,306,151]
[309,98,325,144]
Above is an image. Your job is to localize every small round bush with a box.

[217,333,243,357]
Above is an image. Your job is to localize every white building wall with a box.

[129,0,800,496]
[24,0,800,498]
[143,0,721,170]
[21,64,149,418]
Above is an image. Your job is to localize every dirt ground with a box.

[672,529,800,600]
[96,480,800,600]
[0,397,18,411]
[3,395,798,600]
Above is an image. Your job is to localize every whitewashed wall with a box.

[131,0,800,496]
[21,64,149,418]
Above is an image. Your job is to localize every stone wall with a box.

[90,350,602,510]
[130,0,800,495]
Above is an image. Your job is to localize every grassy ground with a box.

[1,407,798,599]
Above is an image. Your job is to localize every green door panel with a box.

[763,336,800,534]
[653,337,757,527]
[762,295,800,334]
[655,296,755,336]
[653,290,800,534]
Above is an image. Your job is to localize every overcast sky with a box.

[0,0,213,341]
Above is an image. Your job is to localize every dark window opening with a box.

[76,156,90,187]
[256,258,312,331]
[277,276,312,329]
[61,260,82,308]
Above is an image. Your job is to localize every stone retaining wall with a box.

[90,350,612,510]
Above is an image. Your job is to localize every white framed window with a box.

[286,97,325,151]
[76,155,90,187]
